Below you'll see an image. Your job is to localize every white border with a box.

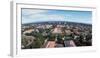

[11,2,97,57]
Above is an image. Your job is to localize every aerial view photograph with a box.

[21,8,92,49]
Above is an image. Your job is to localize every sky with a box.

[21,8,92,24]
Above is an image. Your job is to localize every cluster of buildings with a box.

[21,21,92,49]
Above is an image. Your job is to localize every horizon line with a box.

[22,21,92,25]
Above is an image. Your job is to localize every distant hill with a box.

[22,21,92,26]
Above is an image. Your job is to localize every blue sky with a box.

[22,8,92,24]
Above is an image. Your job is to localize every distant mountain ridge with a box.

[22,21,92,26]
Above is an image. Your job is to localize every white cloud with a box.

[28,13,69,22]
[22,9,48,16]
